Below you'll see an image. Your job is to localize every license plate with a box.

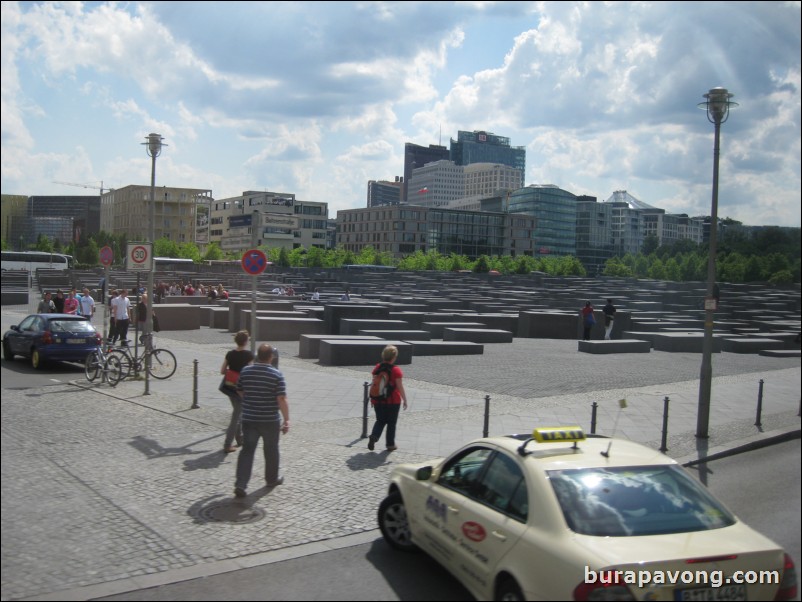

[675,584,746,601]
[67,339,87,344]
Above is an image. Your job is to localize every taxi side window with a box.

[438,448,493,496]
[476,453,528,522]
[19,316,37,331]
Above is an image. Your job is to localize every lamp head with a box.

[143,133,165,157]
[698,87,738,124]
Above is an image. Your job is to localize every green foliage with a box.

[154,237,180,258]
[473,255,490,273]
[35,234,54,253]
[768,270,793,285]
[202,242,223,262]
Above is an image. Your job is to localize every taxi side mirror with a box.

[416,466,433,481]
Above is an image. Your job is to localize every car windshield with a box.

[49,320,94,334]
[548,465,736,537]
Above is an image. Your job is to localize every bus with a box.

[154,257,196,268]
[1,251,74,271]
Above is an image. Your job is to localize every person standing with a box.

[219,330,254,453]
[603,299,617,340]
[53,289,65,313]
[112,288,132,345]
[234,344,290,498]
[37,292,56,313]
[367,345,408,452]
[63,289,79,315]
[580,301,595,341]
[79,288,96,321]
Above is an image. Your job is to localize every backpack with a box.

[369,363,395,403]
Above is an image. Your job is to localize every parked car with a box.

[378,426,797,601]
[2,314,101,369]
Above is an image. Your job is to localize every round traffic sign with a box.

[99,245,113,266]
[242,249,268,275]
[131,245,149,265]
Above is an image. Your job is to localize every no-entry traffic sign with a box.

[241,249,268,275]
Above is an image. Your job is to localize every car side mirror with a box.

[416,466,433,481]
[11,325,20,332]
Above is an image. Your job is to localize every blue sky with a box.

[2,1,800,227]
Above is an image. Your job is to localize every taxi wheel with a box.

[2,340,14,361]
[496,577,524,602]
[378,492,416,552]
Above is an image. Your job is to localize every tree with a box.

[473,255,490,273]
[154,237,180,258]
[202,242,223,262]
[35,234,54,253]
[641,234,659,256]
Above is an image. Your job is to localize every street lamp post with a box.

[142,133,166,395]
[696,87,737,439]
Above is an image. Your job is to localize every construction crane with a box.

[52,181,110,195]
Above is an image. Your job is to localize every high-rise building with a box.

[402,142,449,203]
[367,179,402,208]
[463,163,522,198]
[7,195,100,248]
[406,160,465,208]
[450,131,525,187]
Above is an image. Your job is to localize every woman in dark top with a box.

[220,330,255,453]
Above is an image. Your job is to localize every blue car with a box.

[2,314,101,369]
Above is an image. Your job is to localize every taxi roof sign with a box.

[532,426,586,443]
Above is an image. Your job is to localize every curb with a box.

[677,427,801,467]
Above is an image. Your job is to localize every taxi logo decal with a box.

[462,521,486,542]
[426,495,447,522]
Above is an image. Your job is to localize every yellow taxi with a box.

[377,427,797,601]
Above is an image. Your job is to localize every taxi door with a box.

[426,449,529,596]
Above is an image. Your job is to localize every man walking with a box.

[111,288,132,345]
[234,344,290,498]
[79,288,96,321]
[603,298,617,340]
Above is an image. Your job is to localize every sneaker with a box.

[367,437,376,451]
[234,487,246,498]
[386,445,398,452]
[266,476,284,488]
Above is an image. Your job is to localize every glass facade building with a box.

[508,185,577,256]
[450,131,526,187]
[403,143,450,203]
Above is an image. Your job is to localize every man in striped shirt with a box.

[234,344,290,498]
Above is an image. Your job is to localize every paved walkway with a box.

[1,305,799,601]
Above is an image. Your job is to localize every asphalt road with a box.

[98,440,802,602]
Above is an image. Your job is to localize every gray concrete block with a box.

[443,328,513,343]
[298,335,383,359]
[318,340,412,365]
[256,317,326,341]
[358,330,432,341]
[578,339,651,354]
[409,341,484,356]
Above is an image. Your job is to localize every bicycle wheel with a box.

[109,349,132,380]
[148,348,177,379]
[105,354,123,387]
[84,351,101,382]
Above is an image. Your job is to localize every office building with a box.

[402,142,450,203]
[209,191,328,253]
[450,131,525,187]
[508,185,578,256]
[6,195,100,249]
[406,160,465,208]
[367,179,402,208]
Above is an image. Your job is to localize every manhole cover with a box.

[197,502,266,524]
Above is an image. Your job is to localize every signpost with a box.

[99,246,113,343]
[126,243,152,272]
[242,245,267,355]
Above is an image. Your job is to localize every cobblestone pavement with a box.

[1,306,799,600]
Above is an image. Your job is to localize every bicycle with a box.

[109,334,177,383]
[84,344,124,387]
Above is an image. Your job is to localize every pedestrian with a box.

[603,298,617,340]
[111,288,132,345]
[234,344,290,498]
[63,289,79,315]
[108,290,119,342]
[340,288,351,301]
[580,301,595,341]
[53,289,65,313]
[367,345,408,452]
[79,288,96,321]
[99,276,106,303]
[136,293,150,340]
[37,291,56,313]
[219,330,255,453]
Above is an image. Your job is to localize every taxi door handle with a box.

[491,530,507,542]
[447,506,460,514]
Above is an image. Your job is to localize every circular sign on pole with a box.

[131,245,149,266]
[99,245,113,267]
[242,249,268,275]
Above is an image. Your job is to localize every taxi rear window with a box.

[49,319,95,333]
[548,465,736,537]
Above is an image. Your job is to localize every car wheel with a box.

[378,492,416,552]
[2,340,13,361]
[31,348,44,369]
[496,577,524,602]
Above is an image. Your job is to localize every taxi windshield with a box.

[548,465,736,537]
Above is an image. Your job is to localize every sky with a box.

[1,1,800,228]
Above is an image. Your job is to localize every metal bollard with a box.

[754,379,764,428]
[590,401,598,435]
[483,395,491,438]
[191,359,199,409]
[361,381,369,439]
[659,396,670,453]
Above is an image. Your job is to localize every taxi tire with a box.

[496,577,524,602]
[378,492,417,553]
[2,340,14,361]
